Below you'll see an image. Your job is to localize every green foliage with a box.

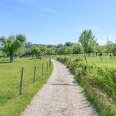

[39,45,46,53]
[31,45,39,54]
[57,57,68,64]
[79,29,96,53]
[46,48,55,55]
[56,55,116,115]
[0,51,3,57]
[65,46,72,54]
[55,47,65,55]
[96,45,103,53]
[79,29,96,63]
[72,43,83,54]
[64,42,73,47]
[14,47,26,56]
[0,34,26,62]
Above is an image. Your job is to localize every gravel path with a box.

[21,60,98,116]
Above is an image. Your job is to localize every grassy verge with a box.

[51,54,116,67]
[56,56,116,116]
[0,57,53,116]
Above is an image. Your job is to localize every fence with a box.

[19,58,52,95]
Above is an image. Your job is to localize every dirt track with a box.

[21,59,98,116]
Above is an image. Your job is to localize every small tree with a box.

[79,29,96,63]
[65,46,72,54]
[31,45,39,58]
[39,45,46,53]
[46,48,54,55]
[0,34,26,62]
[72,43,83,54]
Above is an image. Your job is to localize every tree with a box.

[55,47,65,55]
[31,45,39,58]
[105,40,114,54]
[39,45,46,53]
[64,42,73,47]
[46,48,55,55]
[0,34,26,62]
[72,43,83,54]
[112,43,116,53]
[25,42,32,49]
[87,45,96,56]
[65,46,72,54]
[79,29,96,63]
[56,44,64,48]
[14,47,26,56]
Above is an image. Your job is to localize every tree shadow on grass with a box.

[0,61,11,63]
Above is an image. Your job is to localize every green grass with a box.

[56,55,116,115]
[53,54,116,67]
[78,54,116,67]
[0,57,53,116]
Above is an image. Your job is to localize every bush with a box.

[57,56,116,116]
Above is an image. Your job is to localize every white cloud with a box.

[0,3,26,12]
[14,0,67,16]
[0,3,44,16]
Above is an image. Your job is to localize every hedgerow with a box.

[57,57,116,116]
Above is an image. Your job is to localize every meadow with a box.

[0,57,53,116]
[53,53,116,67]
[55,53,116,116]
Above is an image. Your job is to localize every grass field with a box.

[0,57,53,116]
[53,53,116,67]
[78,54,116,67]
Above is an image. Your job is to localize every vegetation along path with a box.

[21,59,98,116]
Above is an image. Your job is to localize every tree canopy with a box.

[0,34,26,62]
[79,29,96,62]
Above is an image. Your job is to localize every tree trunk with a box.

[84,53,87,63]
[10,54,13,62]
[96,52,97,56]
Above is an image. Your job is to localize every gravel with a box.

[21,59,98,116]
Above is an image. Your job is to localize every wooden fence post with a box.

[49,59,51,68]
[47,62,48,71]
[49,59,50,68]
[33,66,36,82]
[19,67,24,95]
[42,63,44,76]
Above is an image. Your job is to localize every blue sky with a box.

[0,0,116,45]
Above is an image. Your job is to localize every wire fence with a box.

[0,58,52,97]
[19,58,52,95]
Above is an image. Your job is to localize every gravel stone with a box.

[21,59,98,116]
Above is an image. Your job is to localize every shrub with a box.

[57,56,116,116]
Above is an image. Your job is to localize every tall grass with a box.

[56,56,116,116]
[0,57,53,116]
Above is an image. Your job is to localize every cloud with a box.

[14,0,67,16]
[0,3,26,12]
[0,3,44,16]
[0,2,58,20]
